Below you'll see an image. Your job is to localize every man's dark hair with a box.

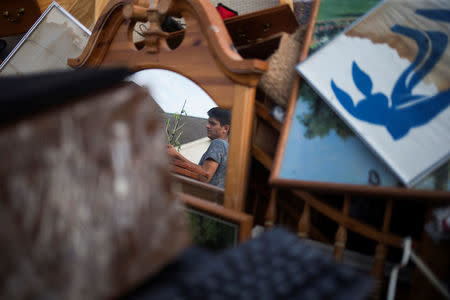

[207,107,231,126]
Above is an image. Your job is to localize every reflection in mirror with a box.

[127,69,230,192]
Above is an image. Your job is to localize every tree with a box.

[297,84,354,140]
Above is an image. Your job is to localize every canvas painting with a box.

[279,84,400,187]
[297,0,450,186]
[0,2,90,75]
[279,83,450,191]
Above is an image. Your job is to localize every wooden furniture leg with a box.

[371,199,393,299]
[333,194,350,262]
[265,188,278,228]
[224,85,256,211]
[298,202,311,239]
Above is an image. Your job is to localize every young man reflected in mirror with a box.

[167,107,231,188]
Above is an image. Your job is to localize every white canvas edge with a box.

[0,1,91,71]
[410,151,450,186]
[295,0,450,187]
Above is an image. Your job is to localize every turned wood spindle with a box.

[123,0,170,53]
[264,189,278,228]
[371,198,393,300]
[145,0,169,53]
[134,0,150,7]
[298,202,311,239]
[123,3,148,21]
[333,194,351,262]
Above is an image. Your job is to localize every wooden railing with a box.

[260,188,450,299]
[169,157,209,182]
[172,173,224,204]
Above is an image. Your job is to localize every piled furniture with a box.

[0,68,191,299]
[241,2,450,300]
[2,0,448,299]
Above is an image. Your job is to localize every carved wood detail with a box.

[68,0,267,91]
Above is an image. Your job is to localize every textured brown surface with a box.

[224,4,298,48]
[0,82,190,299]
[0,0,41,37]
[258,27,306,108]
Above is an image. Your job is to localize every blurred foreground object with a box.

[0,68,190,300]
[123,227,373,300]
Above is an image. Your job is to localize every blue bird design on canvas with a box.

[331,9,450,140]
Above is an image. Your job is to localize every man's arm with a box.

[167,145,218,183]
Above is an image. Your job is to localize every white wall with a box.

[179,137,211,164]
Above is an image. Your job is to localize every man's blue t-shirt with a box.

[199,139,228,188]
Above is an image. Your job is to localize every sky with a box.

[127,69,217,119]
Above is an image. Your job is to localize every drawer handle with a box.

[2,8,25,23]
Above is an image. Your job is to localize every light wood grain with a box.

[38,0,94,29]
[95,0,110,22]
[224,84,256,210]
[333,194,350,262]
[279,0,293,11]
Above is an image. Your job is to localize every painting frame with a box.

[270,0,450,200]
[270,80,450,200]
[0,1,91,74]
[177,192,253,250]
[296,0,450,187]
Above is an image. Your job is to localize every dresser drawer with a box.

[0,0,41,37]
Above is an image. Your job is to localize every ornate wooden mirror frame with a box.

[68,0,268,211]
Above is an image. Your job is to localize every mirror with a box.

[127,69,231,192]
[128,69,216,119]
